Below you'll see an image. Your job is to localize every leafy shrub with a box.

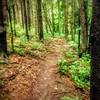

[58,53,90,88]
[31,42,44,51]
[69,58,90,88]
[14,47,25,56]
[58,59,69,75]
[68,41,77,49]
[64,51,77,59]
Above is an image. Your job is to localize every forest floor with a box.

[0,38,89,100]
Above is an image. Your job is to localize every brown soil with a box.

[0,39,89,100]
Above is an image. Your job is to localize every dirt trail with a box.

[1,39,89,100]
[28,44,67,100]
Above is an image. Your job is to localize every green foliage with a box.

[69,55,90,88]
[15,24,25,37]
[58,59,68,75]
[32,42,44,50]
[13,40,45,56]
[14,47,25,56]
[68,41,78,49]
[58,52,90,88]
[19,36,28,44]
[61,96,81,100]
[64,51,76,59]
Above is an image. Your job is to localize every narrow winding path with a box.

[29,45,65,100]
[2,39,89,100]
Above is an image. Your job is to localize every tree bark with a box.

[72,0,76,41]
[0,0,7,54]
[79,0,88,52]
[91,0,100,100]
[63,0,68,39]
[51,0,55,37]
[58,0,61,35]
[36,0,44,40]
[23,0,29,40]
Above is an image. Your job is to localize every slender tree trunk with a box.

[42,2,48,33]
[79,0,88,52]
[78,12,81,57]
[36,0,44,40]
[20,0,25,29]
[34,0,38,37]
[72,0,76,41]
[63,0,68,39]
[12,2,16,36]
[27,0,31,31]
[30,0,34,29]
[23,0,29,40]
[91,0,100,100]
[84,0,89,47]
[8,7,14,52]
[51,0,55,37]
[0,0,7,54]
[58,0,60,35]
[42,3,53,36]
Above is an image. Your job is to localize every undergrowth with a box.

[8,36,47,56]
[58,43,90,88]
[61,96,81,100]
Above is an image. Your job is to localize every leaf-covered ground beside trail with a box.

[0,38,89,100]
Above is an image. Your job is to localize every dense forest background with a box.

[0,0,92,55]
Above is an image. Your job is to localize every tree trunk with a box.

[23,0,29,40]
[12,2,16,36]
[58,0,61,35]
[79,0,88,52]
[51,0,55,37]
[36,0,44,40]
[91,0,100,100]
[42,3,53,36]
[72,0,76,41]
[8,7,14,52]
[34,0,38,37]
[0,0,7,54]
[20,0,25,29]
[43,2,48,33]
[63,0,68,39]
[27,0,31,31]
